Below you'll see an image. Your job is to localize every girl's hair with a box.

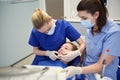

[66,42,78,51]
[77,0,108,32]
[32,8,50,29]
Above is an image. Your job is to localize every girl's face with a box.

[78,10,99,26]
[58,43,73,56]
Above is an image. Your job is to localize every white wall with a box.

[64,0,80,19]
[0,1,39,67]
[64,0,120,21]
[39,0,46,11]
[107,0,120,20]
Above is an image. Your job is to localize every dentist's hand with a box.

[62,66,82,78]
[45,51,58,61]
[60,50,81,62]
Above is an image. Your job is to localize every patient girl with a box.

[38,42,79,68]
[58,42,78,56]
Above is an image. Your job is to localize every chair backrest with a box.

[32,55,80,66]
[69,56,80,66]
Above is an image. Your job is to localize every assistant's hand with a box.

[45,51,58,61]
[60,50,81,62]
[62,66,82,78]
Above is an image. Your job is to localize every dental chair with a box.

[32,55,84,80]
[32,55,80,67]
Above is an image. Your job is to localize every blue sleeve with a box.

[65,21,81,41]
[102,31,120,56]
[28,29,39,47]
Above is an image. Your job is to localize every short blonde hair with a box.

[32,8,50,29]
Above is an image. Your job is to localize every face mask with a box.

[80,20,94,29]
[46,24,56,35]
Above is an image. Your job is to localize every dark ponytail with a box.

[77,0,108,32]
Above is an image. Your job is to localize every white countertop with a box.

[65,18,80,22]
[114,20,120,24]
[65,18,120,24]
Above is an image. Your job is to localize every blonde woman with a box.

[28,8,85,66]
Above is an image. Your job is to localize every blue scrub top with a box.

[83,20,120,80]
[28,20,81,64]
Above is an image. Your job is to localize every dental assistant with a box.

[62,0,120,80]
[28,8,85,65]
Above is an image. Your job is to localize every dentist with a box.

[28,8,85,66]
[62,0,120,80]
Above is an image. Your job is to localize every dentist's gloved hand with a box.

[62,66,82,78]
[45,51,58,61]
[60,50,81,62]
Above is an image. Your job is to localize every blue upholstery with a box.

[32,55,80,66]
[32,55,41,65]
